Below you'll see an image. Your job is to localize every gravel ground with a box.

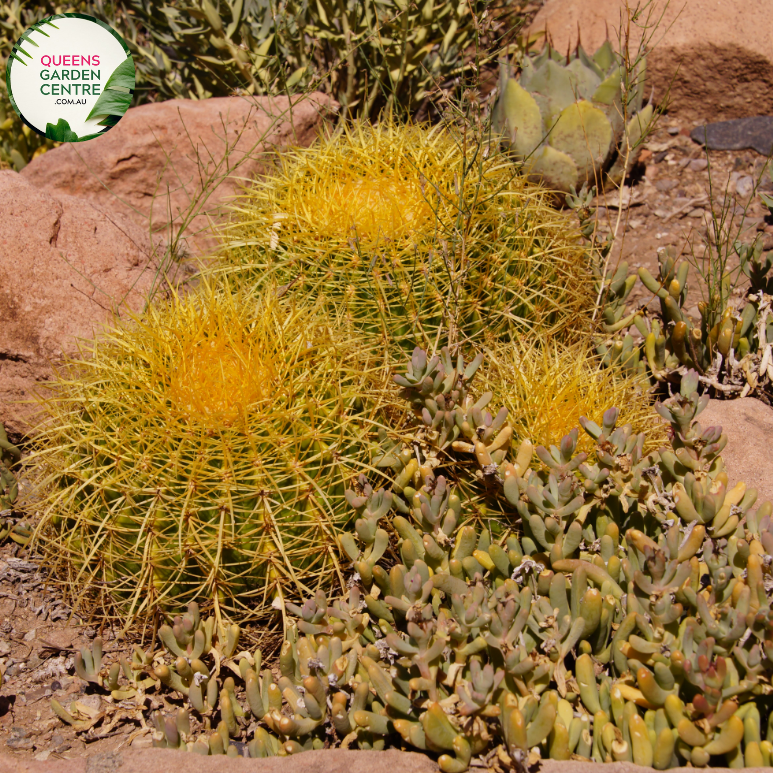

[598,116,773,317]
[0,538,147,762]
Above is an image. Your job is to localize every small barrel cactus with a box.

[27,280,390,629]
[493,41,654,194]
[478,338,664,460]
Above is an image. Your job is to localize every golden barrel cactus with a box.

[28,280,390,628]
[212,121,596,353]
[479,339,665,459]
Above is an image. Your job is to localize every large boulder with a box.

[0,171,184,441]
[528,0,773,123]
[20,94,335,257]
[700,397,773,507]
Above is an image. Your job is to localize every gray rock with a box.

[655,178,679,192]
[690,116,773,154]
[735,174,754,197]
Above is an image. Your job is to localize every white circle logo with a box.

[6,14,135,142]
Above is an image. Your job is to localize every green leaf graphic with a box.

[46,118,79,141]
[90,90,132,121]
[86,57,135,123]
[9,19,59,65]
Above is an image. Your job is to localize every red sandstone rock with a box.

[700,396,773,507]
[0,171,181,440]
[0,750,771,773]
[528,0,773,123]
[20,94,335,257]
[0,749,440,773]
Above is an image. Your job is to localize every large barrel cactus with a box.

[211,121,596,353]
[493,41,655,193]
[28,281,390,628]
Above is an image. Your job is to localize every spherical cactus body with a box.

[29,281,388,628]
[212,120,595,352]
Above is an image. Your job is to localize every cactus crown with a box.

[479,338,666,459]
[165,306,275,427]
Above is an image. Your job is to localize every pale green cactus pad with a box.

[493,40,655,194]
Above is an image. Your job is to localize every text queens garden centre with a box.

[7,15,134,141]
[40,55,102,103]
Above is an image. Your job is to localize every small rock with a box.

[667,126,680,135]
[655,178,679,192]
[23,629,36,642]
[691,116,773,154]
[6,727,35,751]
[733,157,748,171]
[687,208,705,217]
[688,158,708,172]
[65,680,84,696]
[700,398,773,505]
[130,736,154,749]
[34,750,51,762]
[78,694,101,711]
[6,737,36,750]
[22,687,50,704]
[736,174,754,198]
